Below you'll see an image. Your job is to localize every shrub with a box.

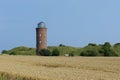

[9,52,16,55]
[69,52,74,56]
[1,50,8,54]
[103,49,118,56]
[39,49,51,56]
[102,42,118,56]
[52,49,60,56]
[80,50,98,56]
[98,49,104,56]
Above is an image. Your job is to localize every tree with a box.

[103,42,111,49]
[1,50,8,54]
[52,49,60,56]
[102,42,118,56]
[39,49,51,56]
[59,44,65,47]
[102,42,111,56]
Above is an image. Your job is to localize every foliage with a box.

[48,46,79,56]
[9,52,16,55]
[88,43,97,46]
[80,50,98,56]
[102,42,118,56]
[1,46,36,55]
[39,49,51,56]
[52,49,60,56]
[2,50,8,54]
[113,43,120,56]
[1,42,120,56]
[114,43,120,47]
[69,52,74,56]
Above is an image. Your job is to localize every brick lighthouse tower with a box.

[36,22,47,55]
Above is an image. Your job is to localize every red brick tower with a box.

[36,22,47,55]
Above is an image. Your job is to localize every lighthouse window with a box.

[40,34,41,37]
[39,41,41,44]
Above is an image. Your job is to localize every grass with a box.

[3,46,82,56]
[0,55,120,80]
[48,46,81,55]
[2,43,120,56]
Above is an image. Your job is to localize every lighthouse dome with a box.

[38,22,46,28]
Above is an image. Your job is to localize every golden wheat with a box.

[0,55,120,80]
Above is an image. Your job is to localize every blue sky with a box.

[0,0,120,52]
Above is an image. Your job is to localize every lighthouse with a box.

[36,22,47,55]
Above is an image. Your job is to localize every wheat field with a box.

[0,55,120,80]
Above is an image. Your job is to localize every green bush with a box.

[102,42,118,56]
[80,50,98,56]
[103,49,118,56]
[52,49,60,56]
[69,52,74,56]
[39,49,51,56]
[1,50,8,54]
[9,52,16,55]
[7,46,36,55]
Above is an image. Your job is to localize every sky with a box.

[0,0,120,52]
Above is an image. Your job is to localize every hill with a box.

[1,46,36,55]
[1,46,81,56]
[1,42,120,56]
